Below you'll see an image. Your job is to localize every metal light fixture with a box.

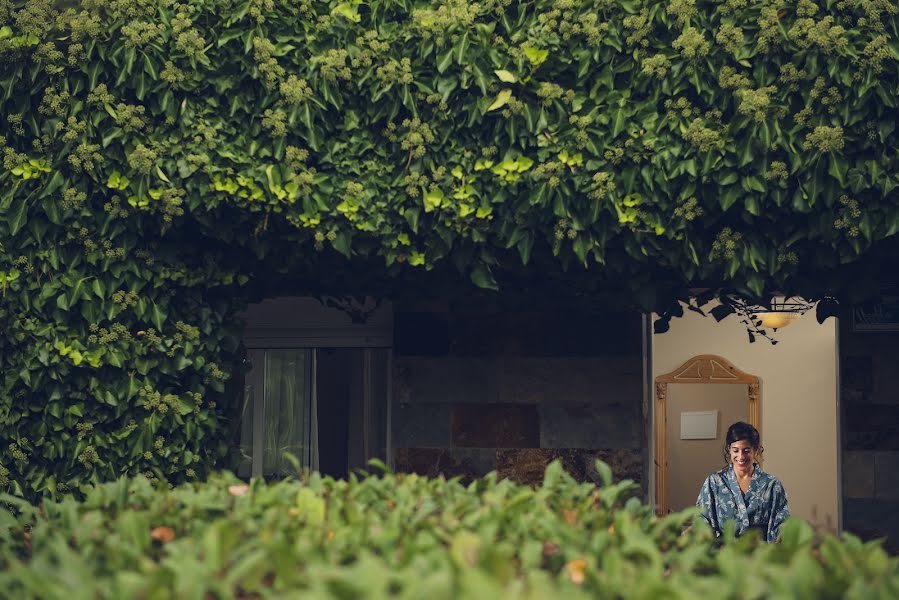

[747,297,812,331]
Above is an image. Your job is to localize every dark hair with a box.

[723,421,764,464]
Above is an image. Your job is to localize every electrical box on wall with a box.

[680,410,718,440]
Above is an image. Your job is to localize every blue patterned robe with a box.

[696,463,790,543]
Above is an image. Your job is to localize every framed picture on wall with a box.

[852,294,899,331]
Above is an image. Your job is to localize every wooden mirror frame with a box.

[654,354,760,515]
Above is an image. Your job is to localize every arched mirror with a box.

[654,354,761,515]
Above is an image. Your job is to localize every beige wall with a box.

[667,384,748,511]
[651,304,840,531]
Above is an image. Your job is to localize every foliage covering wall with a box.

[1,0,898,497]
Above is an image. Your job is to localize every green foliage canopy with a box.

[1,0,898,496]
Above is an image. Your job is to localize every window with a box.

[237,298,392,479]
[238,349,314,478]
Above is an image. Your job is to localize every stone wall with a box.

[840,320,899,553]
[391,302,645,489]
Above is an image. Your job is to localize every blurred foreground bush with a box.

[0,461,895,599]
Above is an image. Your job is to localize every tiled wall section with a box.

[392,304,645,488]
[840,322,899,553]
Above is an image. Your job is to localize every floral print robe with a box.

[696,463,790,543]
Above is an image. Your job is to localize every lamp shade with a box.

[758,311,798,330]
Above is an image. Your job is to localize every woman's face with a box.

[728,439,756,471]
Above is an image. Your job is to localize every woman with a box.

[696,421,790,543]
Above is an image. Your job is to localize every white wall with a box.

[651,305,840,532]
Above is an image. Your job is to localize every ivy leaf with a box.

[424,189,445,212]
[710,304,735,322]
[487,89,512,112]
[454,32,469,64]
[653,317,670,333]
[155,166,171,183]
[436,48,454,74]
[331,2,361,22]
[332,231,352,257]
[719,187,740,211]
[494,70,517,83]
[150,304,166,331]
[404,207,420,233]
[522,45,548,67]
[39,171,66,199]
[746,273,764,298]
[612,106,626,137]
[470,263,498,290]
[7,197,29,236]
[815,298,840,323]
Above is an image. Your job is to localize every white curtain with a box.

[239,349,318,478]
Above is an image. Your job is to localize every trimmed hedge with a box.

[1,463,897,599]
[1,0,898,497]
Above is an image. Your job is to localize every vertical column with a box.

[251,350,266,478]
[363,348,373,462]
[655,382,668,514]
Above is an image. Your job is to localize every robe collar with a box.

[724,463,764,522]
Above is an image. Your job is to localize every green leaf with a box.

[746,273,764,298]
[436,48,454,74]
[155,166,171,183]
[612,106,626,137]
[522,45,548,66]
[494,69,517,83]
[517,235,533,265]
[150,303,166,331]
[331,2,361,22]
[7,197,28,235]
[470,263,498,290]
[332,231,352,257]
[40,171,66,199]
[573,235,591,264]
[719,187,740,211]
[454,32,469,64]
[424,189,445,212]
[487,89,512,112]
[404,207,420,233]
[593,460,613,487]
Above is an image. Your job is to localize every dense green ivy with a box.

[1,0,898,497]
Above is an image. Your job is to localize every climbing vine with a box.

[1,0,898,497]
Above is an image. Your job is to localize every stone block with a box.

[394,448,488,484]
[841,355,873,394]
[498,356,642,406]
[449,448,496,479]
[452,403,539,448]
[841,389,865,406]
[391,403,452,448]
[843,430,899,452]
[875,452,899,499]
[584,449,644,485]
[447,311,642,357]
[494,448,644,488]
[842,451,875,498]
[394,357,499,404]
[872,353,899,405]
[394,312,450,356]
[495,448,583,486]
[843,404,899,451]
[843,498,899,554]
[394,448,445,478]
[539,400,641,449]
